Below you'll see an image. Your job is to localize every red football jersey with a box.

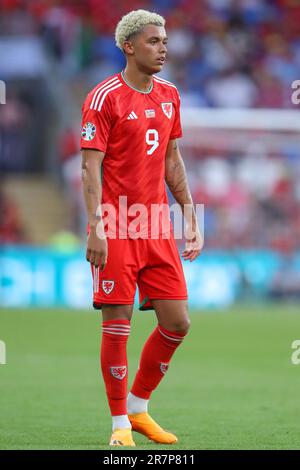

[80,72,182,238]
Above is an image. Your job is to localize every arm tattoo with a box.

[82,166,97,195]
[165,155,192,208]
[87,185,96,195]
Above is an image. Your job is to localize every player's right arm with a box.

[80,82,114,270]
[81,149,107,270]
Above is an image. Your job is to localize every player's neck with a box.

[122,66,153,93]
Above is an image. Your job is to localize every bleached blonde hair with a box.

[115,9,165,50]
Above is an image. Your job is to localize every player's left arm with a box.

[165,139,203,261]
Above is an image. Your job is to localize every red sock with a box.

[130,325,187,400]
[101,319,130,416]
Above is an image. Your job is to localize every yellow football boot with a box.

[128,412,178,444]
[109,428,136,446]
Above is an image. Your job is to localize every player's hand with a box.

[86,227,108,271]
[182,227,203,262]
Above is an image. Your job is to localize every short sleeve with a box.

[170,88,183,140]
[80,91,113,153]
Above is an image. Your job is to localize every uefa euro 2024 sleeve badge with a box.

[82,122,96,141]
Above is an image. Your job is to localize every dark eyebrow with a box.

[148,36,168,41]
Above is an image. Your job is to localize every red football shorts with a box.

[91,234,188,310]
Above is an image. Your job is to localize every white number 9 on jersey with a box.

[146,129,159,155]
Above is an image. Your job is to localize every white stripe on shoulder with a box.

[154,75,174,85]
[90,76,119,109]
[153,76,177,89]
[97,82,122,111]
[93,79,121,110]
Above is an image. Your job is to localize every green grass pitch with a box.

[1,304,300,450]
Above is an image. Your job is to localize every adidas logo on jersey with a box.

[127,111,138,120]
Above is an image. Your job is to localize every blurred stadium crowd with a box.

[1,0,299,106]
[0,0,300,253]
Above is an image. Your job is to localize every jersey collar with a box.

[120,71,153,95]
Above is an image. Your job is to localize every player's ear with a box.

[123,40,135,56]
